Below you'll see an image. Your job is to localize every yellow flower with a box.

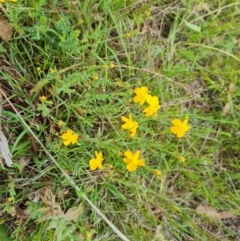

[61,129,79,146]
[50,68,55,74]
[133,86,149,105]
[121,114,139,137]
[89,151,104,170]
[7,197,13,202]
[36,67,41,72]
[170,116,191,138]
[143,95,160,116]
[39,95,47,102]
[0,0,5,3]
[109,62,115,69]
[10,0,17,2]
[179,156,185,162]
[123,150,145,172]
[153,169,161,176]
[92,75,99,81]
[115,79,122,86]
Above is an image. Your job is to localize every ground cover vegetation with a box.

[0,0,240,240]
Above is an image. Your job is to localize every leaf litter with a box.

[0,16,13,41]
[196,205,236,220]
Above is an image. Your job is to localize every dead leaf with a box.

[0,130,12,167]
[140,21,148,35]
[154,225,167,241]
[222,102,231,116]
[196,205,235,220]
[229,82,235,93]
[62,203,84,222]
[31,187,84,223]
[17,157,31,172]
[219,211,237,220]
[222,93,232,116]
[0,16,13,41]
[194,3,211,13]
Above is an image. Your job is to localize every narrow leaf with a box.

[184,20,201,32]
[105,184,126,201]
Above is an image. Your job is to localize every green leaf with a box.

[0,225,13,241]
[0,44,6,53]
[184,20,201,32]
[105,184,126,201]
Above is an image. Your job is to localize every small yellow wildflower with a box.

[133,86,149,105]
[115,79,122,87]
[89,151,104,170]
[179,156,185,163]
[7,197,13,202]
[50,68,55,74]
[123,150,145,172]
[143,95,161,117]
[121,114,139,137]
[109,62,115,69]
[125,32,132,38]
[61,129,79,146]
[39,95,47,102]
[85,232,91,238]
[153,169,161,176]
[36,67,41,72]
[92,75,99,81]
[170,116,191,138]
[145,10,151,17]
[0,0,5,3]
[10,0,17,2]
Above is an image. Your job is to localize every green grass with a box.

[0,0,240,240]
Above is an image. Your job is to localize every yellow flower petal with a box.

[89,159,98,170]
[121,114,138,137]
[183,116,189,126]
[133,86,149,105]
[134,150,141,159]
[89,151,104,170]
[179,156,185,162]
[170,117,191,138]
[70,134,78,144]
[129,127,137,137]
[124,150,134,160]
[127,162,137,172]
[61,129,79,145]
[39,95,47,102]
[123,150,145,171]
[172,118,183,126]
[153,169,161,176]
[143,95,160,116]
[137,159,145,167]
[63,140,71,146]
[170,126,179,135]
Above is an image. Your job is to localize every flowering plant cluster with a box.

[59,85,191,173]
[133,86,160,117]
